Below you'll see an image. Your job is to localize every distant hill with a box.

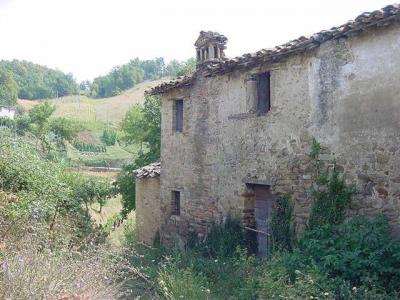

[0,59,78,100]
[18,78,168,168]
[18,78,167,126]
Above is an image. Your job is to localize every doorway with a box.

[253,185,275,258]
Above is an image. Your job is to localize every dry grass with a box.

[0,238,123,300]
[17,79,167,126]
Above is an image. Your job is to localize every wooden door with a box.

[254,185,274,258]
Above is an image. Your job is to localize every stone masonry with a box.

[143,4,400,244]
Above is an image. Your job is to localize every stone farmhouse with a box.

[135,4,400,256]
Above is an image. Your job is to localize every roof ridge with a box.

[149,3,400,95]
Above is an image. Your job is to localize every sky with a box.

[0,0,393,82]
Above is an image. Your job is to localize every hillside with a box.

[18,78,166,125]
[17,78,167,168]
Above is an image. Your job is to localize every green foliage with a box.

[101,127,117,146]
[166,58,196,78]
[50,117,80,146]
[0,67,18,107]
[0,116,15,128]
[308,168,355,229]
[28,101,56,134]
[0,133,80,226]
[115,163,136,217]
[14,115,30,135]
[0,59,78,100]
[120,104,144,145]
[73,141,106,153]
[309,137,321,159]
[73,175,114,212]
[307,138,355,229]
[188,216,245,258]
[91,57,194,98]
[116,94,161,215]
[158,262,210,300]
[299,215,400,293]
[271,194,295,251]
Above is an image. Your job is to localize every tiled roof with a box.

[134,162,161,178]
[149,4,400,95]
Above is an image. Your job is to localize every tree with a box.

[74,176,114,213]
[28,101,56,134]
[0,67,18,107]
[0,60,78,100]
[50,117,80,148]
[120,104,145,148]
[116,94,162,216]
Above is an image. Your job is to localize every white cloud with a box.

[0,0,392,81]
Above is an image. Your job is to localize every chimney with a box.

[194,31,227,68]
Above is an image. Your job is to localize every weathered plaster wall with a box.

[136,177,161,245]
[160,23,400,242]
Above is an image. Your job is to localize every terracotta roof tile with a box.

[149,4,400,95]
[134,162,161,178]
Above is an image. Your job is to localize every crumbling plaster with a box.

[159,24,400,241]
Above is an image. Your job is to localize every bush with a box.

[73,141,106,153]
[271,194,294,251]
[299,214,400,293]
[101,127,117,146]
[0,116,15,128]
[158,261,210,300]
[187,215,245,258]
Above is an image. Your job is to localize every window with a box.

[173,99,183,132]
[171,191,181,216]
[257,72,271,114]
[214,46,218,59]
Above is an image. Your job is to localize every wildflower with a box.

[352,287,357,292]
[1,261,10,271]
[324,292,329,296]
[206,289,211,293]
[214,259,218,263]
[295,269,301,275]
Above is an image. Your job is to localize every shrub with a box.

[187,215,245,258]
[73,141,106,153]
[271,194,294,251]
[0,116,15,128]
[299,214,400,293]
[102,127,117,146]
[158,261,210,300]
[308,167,355,229]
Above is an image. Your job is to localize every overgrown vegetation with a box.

[102,127,117,145]
[119,138,400,299]
[0,128,124,299]
[308,138,356,229]
[115,94,162,216]
[271,194,295,251]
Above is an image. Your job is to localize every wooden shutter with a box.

[257,72,271,114]
[175,100,183,132]
[172,191,181,216]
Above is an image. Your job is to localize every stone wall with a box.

[136,177,161,245]
[160,23,400,243]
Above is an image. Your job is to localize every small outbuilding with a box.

[0,106,15,120]
[134,162,161,246]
